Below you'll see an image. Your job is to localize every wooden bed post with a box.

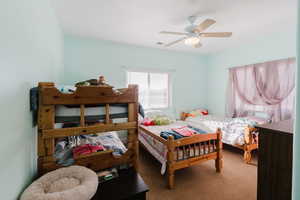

[128,85,139,171]
[167,135,175,189]
[215,128,223,172]
[243,148,252,164]
[244,126,253,164]
[180,112,187,121]
[38,82,55,175]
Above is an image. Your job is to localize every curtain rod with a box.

[228,57,296,70]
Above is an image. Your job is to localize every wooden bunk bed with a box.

[37,82,139,175]
[139,124,223,189]
[180,112,258,164]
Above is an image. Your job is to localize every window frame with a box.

[126,69,172,110]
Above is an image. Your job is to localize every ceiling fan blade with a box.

[193,19,216,33]
[200,32,232,37]
[193,42,202,48]
[164,37,186,47]
[160,31,188,35]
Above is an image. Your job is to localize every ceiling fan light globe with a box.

[184,37,200,46]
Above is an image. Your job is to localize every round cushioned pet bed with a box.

[20,166,98,200]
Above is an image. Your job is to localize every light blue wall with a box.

[293,1,300,199]
[206,30,297,116]
[63,35,209,116]
[0,0,298,198]
[0,0,63,199]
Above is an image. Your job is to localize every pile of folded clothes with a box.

[73,144,105,158]
[55,131,127,166]
[160,125,207,140]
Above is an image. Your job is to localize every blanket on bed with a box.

[160,125,207,139]
[186,115,258,146]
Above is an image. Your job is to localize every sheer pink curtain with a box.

[226,57,296,122]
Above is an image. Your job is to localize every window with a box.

[127,71,170,109]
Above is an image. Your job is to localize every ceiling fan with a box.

[159,16,232,48]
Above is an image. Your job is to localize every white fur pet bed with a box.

[20,166,98,200]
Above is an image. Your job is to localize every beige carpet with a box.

[138,147,257,200]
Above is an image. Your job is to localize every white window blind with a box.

[127,71,169,109]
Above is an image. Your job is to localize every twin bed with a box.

[139,112,260,188]
[139,121,223,189]
[181,114,259,163]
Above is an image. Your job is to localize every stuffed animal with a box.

[98,76,111,87]
[153,116,172,125]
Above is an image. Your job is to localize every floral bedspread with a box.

[186,115,257,146]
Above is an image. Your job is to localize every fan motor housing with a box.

[184,25,198,34]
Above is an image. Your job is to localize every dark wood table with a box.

[91,167,149,200]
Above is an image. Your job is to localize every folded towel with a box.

[172,126,196,136]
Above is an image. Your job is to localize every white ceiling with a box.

[52,0,297,54]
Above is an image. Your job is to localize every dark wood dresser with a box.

[256,120,293,200]
[92,168,149,200]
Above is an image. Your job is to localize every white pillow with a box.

[253,111,272,122]
[145,110,165,118]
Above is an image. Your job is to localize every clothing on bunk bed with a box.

[55,131,128,166]
[55,141,75,166]
[73,144,105,158]
[93,132,127,156]
[29,87,39,126]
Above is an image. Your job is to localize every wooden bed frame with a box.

[37,82,139,175]
[139,125,223,189]
[180,112,258,164]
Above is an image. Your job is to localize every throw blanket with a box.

[221,118,257,146]
[186,115,257,145]
[160,125,207,140]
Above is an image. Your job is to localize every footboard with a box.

[244,126,258,145]
[167,129,223,189]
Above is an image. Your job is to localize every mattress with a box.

[56,105,127,117]
[139,131,167,174]
[54,105,128,123]
[140,121,213,136]
[51,85,128,121]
